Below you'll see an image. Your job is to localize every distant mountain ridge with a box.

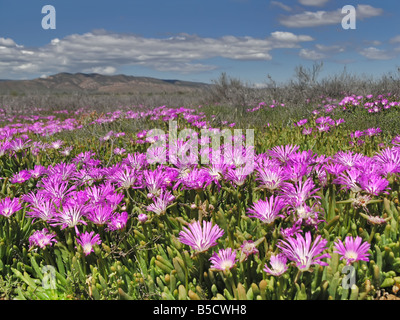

[0,72,211,94]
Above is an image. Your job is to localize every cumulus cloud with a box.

[0,30,314,78]
[279,4,383,28]
[359,47,396,60]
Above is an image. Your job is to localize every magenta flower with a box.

[76,231,102,256]
[29,165,48,179]
[26,199,56,222]
[122,152,147,170]
[40,176,76,205]
[209,248,237,272]
[107,211,129,231]
[10,170,31,184]
[50,201,87,230]
[146,189,175,216]
[175,167,211,190]
[29,228,57,249]
[263,253,288,276]
[143,167,170,196]
[280,178,320,210]
[112,167,140,189]
[85,204,114,225]
[277,231,331,272]
[247,195,286,224]
[359,174,390,196]
[333,236,370,265]
[178,220,224,253]
[225,166,252,187]
[268,144,300,163]
[0,197,23,218]
[255,166,286,191]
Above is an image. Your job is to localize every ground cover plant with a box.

[1,88,400,300]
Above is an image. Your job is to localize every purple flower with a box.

[50,140,64,149]
[178,220,224,253]
[113,147,126,155]
[276,231,331,272]
[76,231,102,256]
[0,197,23,218]
[209,248,237,272]
[263,253,288,276]
[333,236,370,265]
[29,228,57,249]
[247,195,286,224]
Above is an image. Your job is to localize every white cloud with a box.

[86,66,117,75]
[298,0,329,7]
[315,44,345,53]
[271,31,313,42]
[390,35,400,44]
[279,4,383,28]
[0,31,314,77]
[299,48,326,60]
[359,47,395,60]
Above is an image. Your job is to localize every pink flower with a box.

[277,231,331,272]
[0,197,22,218]
[178,220,224,253]
[333,236,370,265]
[209,248,237,271]
[263,253,288,276]
[247,195,286,224]
[76,231,102,256]
[240,240,259,261]
[107,211,128,231]
[29,228,57,249]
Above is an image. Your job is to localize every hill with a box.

[0,73,211,95]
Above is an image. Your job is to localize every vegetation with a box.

[1,66,400,300]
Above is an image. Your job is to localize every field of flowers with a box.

[1,92,400,300]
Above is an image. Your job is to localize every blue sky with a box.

[0,0,399,85]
